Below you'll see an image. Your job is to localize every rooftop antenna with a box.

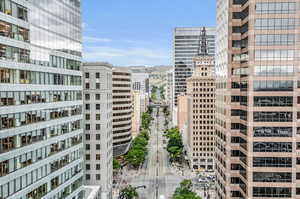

[198,27,208,56]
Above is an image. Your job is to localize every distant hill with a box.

[116,65,172,73]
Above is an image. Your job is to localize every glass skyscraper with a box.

[173,27,215,106]
[0,0,84,198]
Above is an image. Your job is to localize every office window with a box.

[253,127,292,137]
[96,124,101,130]
[85,114,90,120]
[96,94,100,100]
[85,73,89,78]
[96,114,100,120]
[85,104,90,110]
[86,174,90,180]
[253,157,292,167]
[96,164,100,170]
[96,134,101,140]
[255,34,294,46]
[255,18,295,30]
[96,73,100,78]
[255,50,294,61]
[253,142,292,152]
[85,154,90,160]
[85,134,90,140]
[254,65,293,76]
[253,187,291,197]
[85,124,90,130]
[96,83,100,89]
[96,104,100,110]
[254,96,293,107]
[253,80,293,91]
[85,83,90,89]
[256,2,296,14]
[85,94,90,100]
[96,154,100,160]
[96,174,101,180]
[85,144,90,150]
[96,144,100,150]
[297,188,300,195]
[253,112,292,122]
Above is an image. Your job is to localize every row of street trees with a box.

[124,130,149,168]
[173,180,202,199]
[164,127,184,163]
[159,85,165,100]
[141,112,152,130]
[151,86,158,101]
[124,110,153,168]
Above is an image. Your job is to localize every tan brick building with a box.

[177,95,189,131]
[186,54,215,171]
[215,0,300,198]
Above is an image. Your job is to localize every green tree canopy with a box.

[125,129,149,168]
[113,158,121,170]
[165,127,184,162]
[120,185,139,199]
[141,112,152,130]
[173,180,202,199]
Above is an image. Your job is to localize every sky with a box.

[82,0,216,66]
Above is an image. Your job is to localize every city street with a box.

[113,105,216,199]
[121,107,184,199]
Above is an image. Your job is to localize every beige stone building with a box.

[186,52,215,171]
[112,68,132,157]
[177,95,189,131]
[215,0,300,198]
[132,90,141,138]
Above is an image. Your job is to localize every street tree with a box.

[119,185,139,199]
[141,112,152,130]
[113,158,121,170]
[165,127,184,162]
[172,180,202,199]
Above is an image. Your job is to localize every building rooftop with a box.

[83,62,113,69]
[83,186,101,199]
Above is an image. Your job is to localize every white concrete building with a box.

[131,72,150,94]
[83,62,113,199]
[0,0,84,199]
[83,186,102,199]
[112,68,132,157]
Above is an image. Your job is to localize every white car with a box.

[198,178,208,183]
[159,195,166,199]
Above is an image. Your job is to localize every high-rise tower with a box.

[0,0,84,198]
[216,0,298,198]
[83,62,113,199]
[112,68,132,157]
[186,27,216,171]
[173,27,215,106]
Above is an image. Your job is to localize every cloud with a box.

[83,36,112,43]
[82,22,97,32]
[83,46,170,66]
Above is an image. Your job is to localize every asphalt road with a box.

[127,107,183,199]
